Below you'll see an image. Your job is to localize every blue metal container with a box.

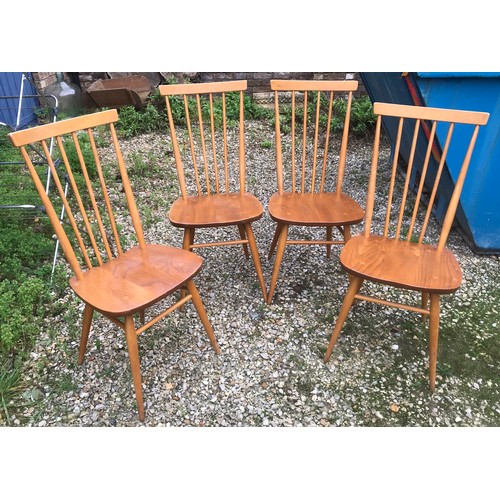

[0,72,40,130]
[360,72,500,254]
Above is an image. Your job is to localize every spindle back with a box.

[271,79,359,196]
[159,81,248,198]
[9,109,145,280]
[365,102,489,250]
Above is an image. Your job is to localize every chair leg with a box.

[180,228,195,309]
[421,292,429,322]
[343,226,353,286]
[182,227,195,251]
[267,224,289,305]
[124,315,145,422]
[78,304,94,365]
[268,223,283,260]
[324,276,364,363]
[237,224,250,259]
[326,226,333,258]
[185,280,220,354]
[244,222,268,303]
[343,224,351,242]
[429,294,440,392]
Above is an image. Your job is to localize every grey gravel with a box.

[7,120,500,427]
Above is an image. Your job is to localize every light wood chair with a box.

[8,109,220,422]
[266,80,364,304]
[324,102,489,390]
[159,81,267,302]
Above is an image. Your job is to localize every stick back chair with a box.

[159,81,267,302]
[324,102,489,390]
[8,109,220,421]
[266,80,364,304]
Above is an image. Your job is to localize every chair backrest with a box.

[8,109,146,280]
[271,79,359,196]
[365,102,489,250]
[159,81,248,198]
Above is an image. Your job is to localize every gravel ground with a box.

[6,120,500,427]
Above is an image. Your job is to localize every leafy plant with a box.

[115,87,273,138]
[277,93,376,138]
[59,131,97,177]
[116,103,168,138]
[0,364,21,424]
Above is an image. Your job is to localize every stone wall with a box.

[32,71,366,108]
[196,72,365,95]
[32,72,88,91]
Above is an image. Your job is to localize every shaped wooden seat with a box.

[340,235,462,294]
[268,192,364,226]
[266,80,364,304]
[69,245,204,315]
[159,81,267,302]
[9,110,220,422]
[169,192,263,228]
[324,102,489,391]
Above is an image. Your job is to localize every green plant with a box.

[60,131,97,177]
[277,93,376,138]
[0,364,21,425]
[0,128,24,163]
[0,275,49,353]
[125,88,273,135]
[116,103,168,138]
[350,95,377,136]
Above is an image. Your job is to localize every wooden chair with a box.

[324,102,489,390]
[266,80,364,304]
[8,109,220,421]
[159,81,267,302]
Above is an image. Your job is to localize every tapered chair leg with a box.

[244,222,268,303]
[326,226,333,258]
[268,223,283,260]
[185,280,220,354]
[179,228,195,309]
[421,292,429,322]
[428,294,440,391]
[78,304,94,365]
[124,315,145,421]
[237,224,250,259]
[343,224,351,242]
[267,224,289,305]
[182,227,194,251]
[342,225,353,286]
[324,276,364,362]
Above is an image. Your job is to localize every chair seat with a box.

[69,244,203,315]
[268,192,364,226]
[340,235,462,293]
[169,193,263,227]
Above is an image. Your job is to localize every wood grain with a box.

[9,109,118,146]
[161,80,267,301]
[268,192,364,226]
[325,101,490,392]
[266,80,364,304]
[373,102,489,125]
[160,80,247,96]
[271,80,358,92]
[69,245,203,315]
[340,235,462,293]
[9,110,221,421]
[169,193,263,228]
